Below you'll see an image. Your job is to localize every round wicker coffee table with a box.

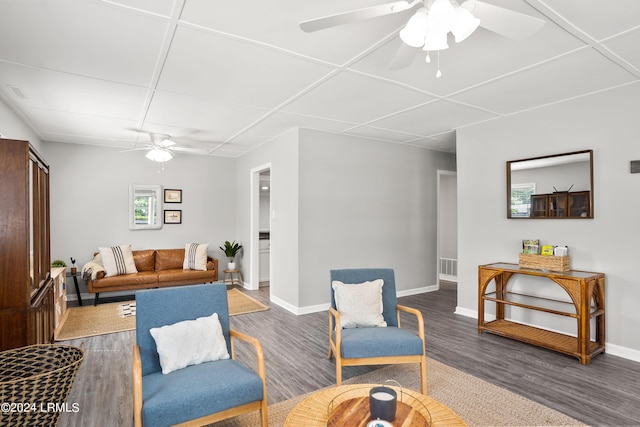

[284,384,467,427]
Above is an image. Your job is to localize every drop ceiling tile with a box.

[603,29,640,72]
[406,133,456,152]
[145,91,271,142]
[227,111,354,147]
[101,0,176,17]
[0,63,148,120]
[342,125,423,143]
[450,48,638,114]
[369,100,498,136]
[180,0,411,65]
[541,0,640,40]
[23,109,140,142]
[157,26,336,108]
[0,0,169,85]
[281,70,434,123]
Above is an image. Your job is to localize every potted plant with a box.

[219,240,243,270]
[51,259,66,269]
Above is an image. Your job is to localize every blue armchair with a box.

[132,284,268,427]
[329,269,427,394]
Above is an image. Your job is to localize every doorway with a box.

[437,171,458,285]
[249,164,271,293]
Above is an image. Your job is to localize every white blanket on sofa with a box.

[82,253,106,280]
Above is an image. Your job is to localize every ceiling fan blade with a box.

[472,1,544,41]
[389,42,417,70]
[120,147,150,153]
[169,146,210,155]
[300,1,415,32]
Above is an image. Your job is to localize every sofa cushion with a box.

[155,249,185,271]
[157,269,216,284]
[133,250,156,272]
[99,244,138,277]
[90,271,158,290]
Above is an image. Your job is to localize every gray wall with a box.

[456,82,640,361]
[0,98,42,150]
[41,141,237,295]
[236,128,300,308]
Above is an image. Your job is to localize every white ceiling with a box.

[1,0,639,157]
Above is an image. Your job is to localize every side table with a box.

[66,271,83,306]
[223,269,243,286]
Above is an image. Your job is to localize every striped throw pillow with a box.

[98,244,138,277]
[183,243,209,271]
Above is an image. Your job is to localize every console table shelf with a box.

[478,263,605,364]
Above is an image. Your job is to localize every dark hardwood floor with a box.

[58,282,640,426]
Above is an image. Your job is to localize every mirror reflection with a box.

[507,150,593,219]
[129,184,162,230]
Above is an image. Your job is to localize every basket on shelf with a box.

[519,253,571,272]
[0,344,85,427]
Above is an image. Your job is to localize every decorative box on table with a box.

[518,253,570,272]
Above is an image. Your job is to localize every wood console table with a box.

[478,263,605,364]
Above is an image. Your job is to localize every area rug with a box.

[212,359,586,427]
[55,289,269,341]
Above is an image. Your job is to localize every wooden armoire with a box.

[0,139,55,350]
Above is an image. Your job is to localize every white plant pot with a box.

[227,262,236,270]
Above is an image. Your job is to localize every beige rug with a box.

[55,289,269,341]
[212,360,586,427]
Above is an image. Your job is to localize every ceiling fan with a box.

[124,132,209,162]
[300,0,545,72]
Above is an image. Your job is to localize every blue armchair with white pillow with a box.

[329,268,427,394]
[132,283,268,427]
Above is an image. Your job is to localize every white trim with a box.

[455,308,640,363]
[397,285,438,297]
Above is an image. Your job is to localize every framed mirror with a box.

[507,150,593,219]
[129,184,163,230]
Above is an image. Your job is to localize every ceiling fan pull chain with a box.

[436,51,442,78]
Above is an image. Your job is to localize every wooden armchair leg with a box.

[420,355,428,395]
[260,399,268,426]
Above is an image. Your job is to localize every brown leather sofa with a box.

[87,248,218,305]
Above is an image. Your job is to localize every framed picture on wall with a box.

[164,189,182,203]
[164,210,182,224]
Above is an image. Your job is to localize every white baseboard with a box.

[269,295,329,315]
[455,307,640,363]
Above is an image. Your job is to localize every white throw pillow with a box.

[149,312,230,375]
[332,279,387,329]
[183,243,209,271]
[98,244,138,277]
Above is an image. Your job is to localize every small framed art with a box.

[164,189,182,203]
[164,210,182,224]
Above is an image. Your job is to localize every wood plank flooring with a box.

[57,282,640,426]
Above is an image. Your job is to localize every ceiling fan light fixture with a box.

[451,6,480,42]
[428,0,455,33]
[423,29,449,51]
[146,147,173,162]
[400,8,429,48]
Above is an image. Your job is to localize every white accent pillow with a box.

[98,244,138,277]
[332,279,387,329]
[149,312,230,375]
[183,243,209,271]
